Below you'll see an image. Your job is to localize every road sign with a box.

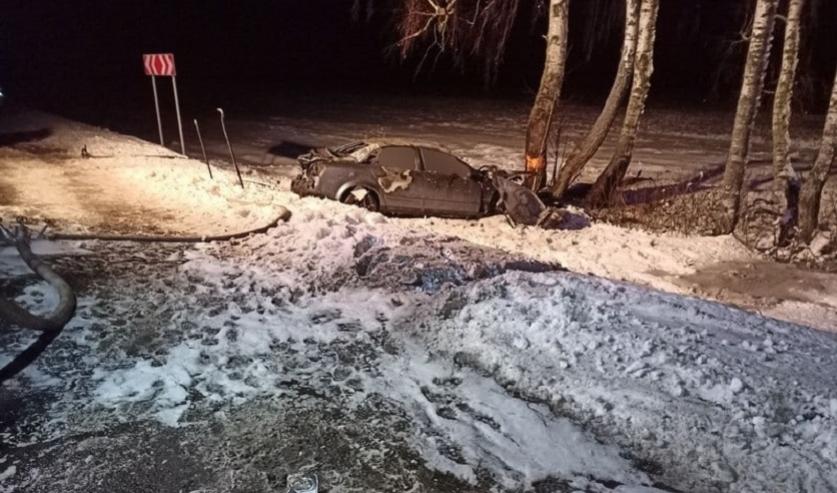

[143,53,176,77]
[143,53,185,154]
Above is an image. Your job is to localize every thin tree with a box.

[551,0,640,199]
[773,0,805,245]
[525,0,570,190]
[772,0,805,190]
[719,0,779,233]
[585,0,659,207]
[798,68,837,242]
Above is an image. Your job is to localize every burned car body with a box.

[292,141,564,226]
[292,142,498,218]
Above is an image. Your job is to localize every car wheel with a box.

[342,187,380,212]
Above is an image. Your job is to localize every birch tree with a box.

[719,0,778,233]
[773,0,805,245]
[551,0,640,199]
[772,0,805,191]
[524,0,570,191]
[585,0,659,207]
[798,68,837,242]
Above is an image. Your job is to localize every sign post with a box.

[150,76,164,145]
[143,53,185,155]
[171,75,185,155]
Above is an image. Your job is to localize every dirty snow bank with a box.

[283,192,836,331]
[410,271,837,492]
[5,196,833,492]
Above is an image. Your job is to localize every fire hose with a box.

[0,207,291,383]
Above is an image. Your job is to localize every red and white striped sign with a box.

[143,53,176,76]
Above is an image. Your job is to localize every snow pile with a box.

[3,197,825,491]
[409,271,837,491]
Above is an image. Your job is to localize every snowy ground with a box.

[177,93,837,330]
[0,109,281,236]
[4,101,834,329]
[3,195,837,492]
[2,105,837,492]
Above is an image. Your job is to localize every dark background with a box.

[2,0,836,125]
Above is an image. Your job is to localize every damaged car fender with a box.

[490,174,564,228]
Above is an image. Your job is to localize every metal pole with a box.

[217,108,244,189]
[171,75,186,155]
[193,119,213,179]
[151,75,164,146]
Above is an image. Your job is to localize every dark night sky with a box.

[2,0,836,120]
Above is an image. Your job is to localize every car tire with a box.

[341,187,380,212]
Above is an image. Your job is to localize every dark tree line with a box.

[361,0,835,246]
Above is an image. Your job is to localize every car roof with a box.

[364,140,456,155]
[334,141,470,166]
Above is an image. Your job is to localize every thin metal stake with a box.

[151,75,164,145]
[172,75,186,155]
[217,108,244,189]
[193,119,213,179]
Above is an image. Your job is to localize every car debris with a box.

[490,173,566,228]
[291,141,564,227]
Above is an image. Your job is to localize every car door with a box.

[373,146,424,214]
[417,147,483,217]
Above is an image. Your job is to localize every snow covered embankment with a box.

[3,194,837,492]
[81,199,837,491]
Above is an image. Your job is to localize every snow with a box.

[0,466,15,493]
[2,107,837,491]
[4,193,827,490]
[0,110,283,236]
[3,107,835,330]
[368,351,657,491]
[229,97,834,331]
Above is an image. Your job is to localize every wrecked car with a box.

[291,141,567,227]
[291,142,501,218]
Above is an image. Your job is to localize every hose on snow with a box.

[0,207,291,383]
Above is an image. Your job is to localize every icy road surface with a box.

[2,195,837,493]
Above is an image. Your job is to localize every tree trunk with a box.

[719,0,778,233]
[798,68,837,242]
[773,0,804,189]
[525,0,570,191]
[585,0,659,208]
[773,0,805,245]
[551,0,640,199]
